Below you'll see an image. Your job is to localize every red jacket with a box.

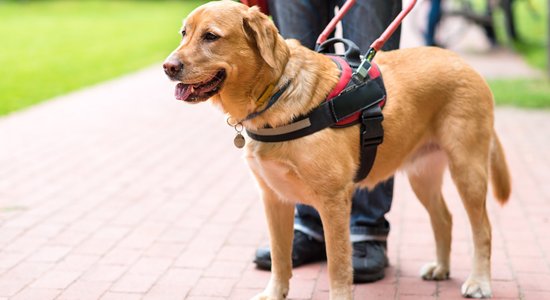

[240,0,269,15]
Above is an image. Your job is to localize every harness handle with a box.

[316,38,362,65]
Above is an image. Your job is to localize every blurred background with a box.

[0,0,548,116]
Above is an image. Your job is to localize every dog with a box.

[163,1,511,299]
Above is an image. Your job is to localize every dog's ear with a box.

[243,6,284,69]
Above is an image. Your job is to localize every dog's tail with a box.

[489,129,511,204]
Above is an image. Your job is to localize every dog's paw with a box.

[420,262,449,281]
[461,277,492,298]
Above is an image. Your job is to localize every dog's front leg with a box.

[251,175,294,300]
[318,188,354,300]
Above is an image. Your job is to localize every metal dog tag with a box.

[234,133,245,148]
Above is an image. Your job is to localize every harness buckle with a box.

[360,105,384,146]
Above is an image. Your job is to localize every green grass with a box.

[489,78,550,108]
[489,0,549,108]
[0,0,207,116]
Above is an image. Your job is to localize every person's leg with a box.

[268,0,333,49]
[293,204,325,240]
[349,180,393,242]
[425,0,442,46]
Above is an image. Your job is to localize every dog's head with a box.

[163,1,289,117]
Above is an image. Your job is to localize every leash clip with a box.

[352,59,372,85]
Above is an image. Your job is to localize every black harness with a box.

[246,38,386,182]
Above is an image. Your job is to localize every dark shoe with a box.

[254,230,327,270]
[352,240,389,283]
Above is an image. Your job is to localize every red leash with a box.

[316,0,357,46]
[316,0,417,61]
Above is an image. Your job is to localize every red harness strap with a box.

[328,56,385,127]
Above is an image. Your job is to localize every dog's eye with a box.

[203,32,220,42]
[181,30,186,38]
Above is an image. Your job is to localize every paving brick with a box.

[516,273,550,292]
[215,245,257,262]
[522,290,550,300]
[313,265,330,292]
[11,288,60,300]
[0,278,32,297]
[143,283,190,300]
[397,259,426,278]
[125,257,172,276]
[156,268,203,287]
[0,252,27,269]
[157,227,196,244]
[55,254,100,272]
[118,222,167,250]
[229,288,263,300]
[287,278,316,299]
[354,283,396,299]
[27,245,72,263]
[398,295,435,300]
[311,290,330,300]
[437,279,469,300]
[144,241,186,258]
[510,257,550,273]
[235,269,270,289]
[175,249,216,269]
[0,228,25,245]
[82,264,128,282]
[57,281,111,300]
[397,277,437,296]
[99,247,142,266]
[204,260,248,278]
[491,262,515,281]
[30,270,82,289]
[73,238,118,256]
[491,280,521,299]
[292,264,322,280]
[189,278,236,297]
[100,292,143,300]
[4,262,53,280]
[110,274,160,293]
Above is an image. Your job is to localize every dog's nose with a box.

[163,60,183,78]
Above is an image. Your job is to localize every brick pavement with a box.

[1,5,549,300]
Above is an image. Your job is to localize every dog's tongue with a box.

[175,83,193,101]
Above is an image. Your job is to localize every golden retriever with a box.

[163,1,511,299]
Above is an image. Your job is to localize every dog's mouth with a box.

[175,69,226,103]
